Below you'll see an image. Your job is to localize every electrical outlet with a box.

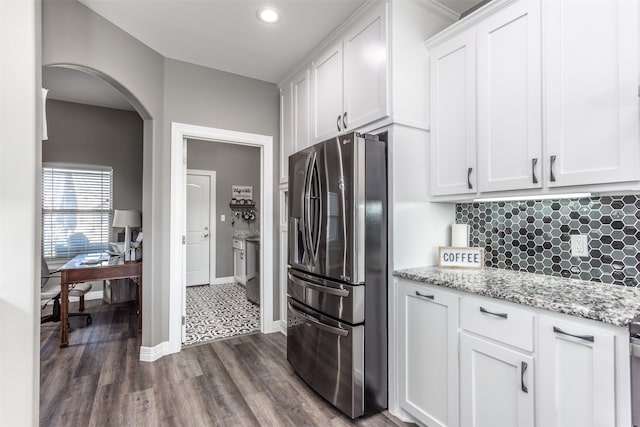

[570,234,589,257]
[220,215,226,222]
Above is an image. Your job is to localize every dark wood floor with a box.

[40,300,409,427]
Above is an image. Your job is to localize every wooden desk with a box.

[58,253,142,348]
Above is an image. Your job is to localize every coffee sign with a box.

[439,247,484,269]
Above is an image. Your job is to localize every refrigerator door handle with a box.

[288,272,350,297]
[288,301,349,337]
[300,152,313,266]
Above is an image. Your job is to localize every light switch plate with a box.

[221,215,226,222]
[570,234,589,257]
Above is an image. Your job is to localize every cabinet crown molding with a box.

[424,0,518,49]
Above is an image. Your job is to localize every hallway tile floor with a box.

[184,282,260,347]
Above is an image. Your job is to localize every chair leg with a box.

[79,295,85,312]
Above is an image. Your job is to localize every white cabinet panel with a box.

[293,69,310,152]
[397,280,459,427]
[477,0,542,192]
[460,333,534,427]
[280,83,293,184]
[544,0,640,187]
[343,2,389,131]
[538,316,616,427]
[429,30,477,196]
[312,42,343,143]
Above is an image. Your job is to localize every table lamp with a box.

[112,209,141,254]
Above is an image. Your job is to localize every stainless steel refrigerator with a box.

[287,131,387,419]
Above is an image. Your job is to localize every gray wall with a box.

[164,58,280,317]
[42,0,281,354]
[44,100,143,217]
[43,0,166,347]
[187,139,260,278]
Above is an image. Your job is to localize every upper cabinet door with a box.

[477,1,542,193]
[343,2,389,132]
[293,69,310,152]
[280,83,294,184]
[429,30,477,196]
[544,0,640,187]
[312,42,343,143]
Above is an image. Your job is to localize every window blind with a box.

[42,164,113,260]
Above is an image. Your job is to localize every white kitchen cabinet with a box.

[429,29,477,196]
[460,333,535,427]
[280,83,293,184]
[312,2,388,143]
[537,316,616,427]
[292,69,310,152]
[544,0,640,188]
[476,0,542,193]
[396,279,459,427]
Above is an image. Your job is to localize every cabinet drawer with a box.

[460,297,534,352]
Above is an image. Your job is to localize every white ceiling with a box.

[45,0,487,110]
[79,0,368,84]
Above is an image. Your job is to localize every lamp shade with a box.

[112,209,141,228]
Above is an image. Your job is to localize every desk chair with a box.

[41,256,92,327]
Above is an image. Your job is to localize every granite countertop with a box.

[393,266,640,327]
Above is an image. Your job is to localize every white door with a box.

[429,30,477,196]
[477,0,542,193]
[312,41,343,143]
[460,333,534,427]
[186,172,213,286]
[538,316,616,427]
[343,1,388,132]
[544,0,640,187]
[397,280,459,427]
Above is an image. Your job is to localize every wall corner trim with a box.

[139,341,171,362]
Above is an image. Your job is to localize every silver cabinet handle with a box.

[337,115,341,132]
[343,112,347,129]
[415,291,434,300]
[288,301,349,336]
[480,306,508,319]
[467,167,473,189]
[553,326,594,342]
[521,361,528,393]
[550,155,557,182]
[532,158,538,184]
[288,272,349,297]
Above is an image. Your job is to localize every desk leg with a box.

[60,272,69,348]
[133,276,142,331]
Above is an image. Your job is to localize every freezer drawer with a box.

[287,268,364,324]
[287,298,364,419]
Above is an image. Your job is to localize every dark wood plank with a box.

[40,300,413,427]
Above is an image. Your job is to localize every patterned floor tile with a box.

[183,282,260,347]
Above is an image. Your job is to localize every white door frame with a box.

[186,169,217,286]
[169,122,274,353]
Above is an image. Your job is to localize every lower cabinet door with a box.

[537,316,616,427]
[397,280,459,427]
[460,333,534,427]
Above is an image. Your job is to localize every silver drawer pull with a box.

[288,272,349,297]
[415,291,434,300]
[480,306,508,319]
[521,361,528,393]
[553,326,594,342]
[288,302,349,337]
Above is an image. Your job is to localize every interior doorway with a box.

[169,122,274,355]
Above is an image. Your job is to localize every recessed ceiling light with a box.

[257,7,280,24]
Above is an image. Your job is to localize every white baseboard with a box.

[272,320,287,335]
[139,341,171,362]
[210,276,235,285]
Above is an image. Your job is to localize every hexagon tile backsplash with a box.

[456,195,640,287]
